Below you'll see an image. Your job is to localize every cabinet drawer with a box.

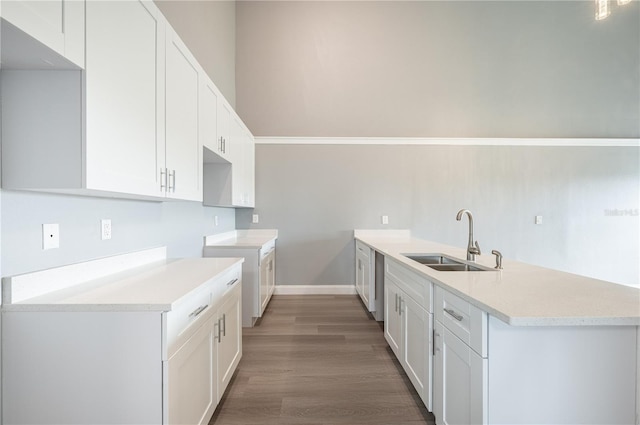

[213,265,242,300]
[355,240,371,261]
[166,283,214,352]
[434,286,487,357]
[260,240,276,262]
[385,258,432,313]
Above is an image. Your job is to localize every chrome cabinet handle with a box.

[222,313,226,337]
[169,170,176,192]
[188,304,208,319]
[227,278,238,287]
[394,293,398,312]
[444,308,463,322]
[216,319,222,343]
[399,298,402,316]
[160,168,167,191]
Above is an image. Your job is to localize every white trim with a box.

[274,285,357,295]
[255,137,640,147]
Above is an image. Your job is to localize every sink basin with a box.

[403,254,462,265]
[402,253,493,272]
[427,263,489,272]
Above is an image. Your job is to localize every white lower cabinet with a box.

[355,240,375,313]
[384,258,433,409]
[216,282,242,401]
[2,264,243,425]
[433,320,487,425]
[431,285,637,425]
[167,318,216,425]
[204,233,277,327]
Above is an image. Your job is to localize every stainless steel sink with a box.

[402,253,493,272]
[427,263,489,272]
[403,254,462,265]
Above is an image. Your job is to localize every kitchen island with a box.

[355,229,640,425]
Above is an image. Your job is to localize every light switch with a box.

[381,215,389,225]
[42,223,60,250]
[535,215,543,225]
[214,215,219,227]
[252,214,259,224]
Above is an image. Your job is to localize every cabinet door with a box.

[434,321,487,425]
[165,25,202,201]
[85,0,163,197]
[217,100,232,157]
[200,78,227,159]
[403,296,432,411]
[260,249,275,316]
[384,279,402,359]
[217,284,242,402]
[167,319,216,425]
[1,0,84,66]
[230,117,246,206]
[356,249,365,299]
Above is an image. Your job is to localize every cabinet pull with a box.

[394,293,398,312]
[399,298,402,316]
[432,329,436,356]
[358,259,362,271]
[169,170,176,192]
[269,260,273,272]
[160,168,167,191]
[189,304,208,319]
[216,319,222,343]
[222,313,226,337]
[444,308,463,322]
[227,278,238,287]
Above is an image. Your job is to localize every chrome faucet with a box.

[456,209,481,261]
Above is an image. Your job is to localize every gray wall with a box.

[237,144,640,288]
[156,0,236,107]
[1,191,236,277]
[236,0,640,138]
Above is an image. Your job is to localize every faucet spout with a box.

[456,209,481,261]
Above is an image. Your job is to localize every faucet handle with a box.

[491,250,503,269]
[474,241,481,255]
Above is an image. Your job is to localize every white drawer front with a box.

[435,285,487,357]
[213,266,242,300]
[260,240,276,261]
[386,258,432,313]
[355,240,371,261]
[166,283,214,351]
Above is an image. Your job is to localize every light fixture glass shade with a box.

[596,0,611,20]
[617,0,632,5]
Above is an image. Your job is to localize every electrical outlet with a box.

[101,219,112,240]
[42,223,60,250]
[252,214,259,224]
[535,215,543,225]
[214,216,219,227]
[381,215,389,225]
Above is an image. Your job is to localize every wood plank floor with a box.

[209,295,435,425]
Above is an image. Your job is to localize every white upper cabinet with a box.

[201,77,231,161]
[164,24,202,201]
[84,0,163,198]
[1,0,85,68]
[203,113,255,208]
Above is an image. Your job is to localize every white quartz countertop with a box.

[204,229,278,249]
[355,232,640,326]
[2,257,244,312]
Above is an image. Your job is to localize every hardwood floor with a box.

[209,295,435,425]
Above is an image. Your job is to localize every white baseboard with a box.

[274,285,356,295]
